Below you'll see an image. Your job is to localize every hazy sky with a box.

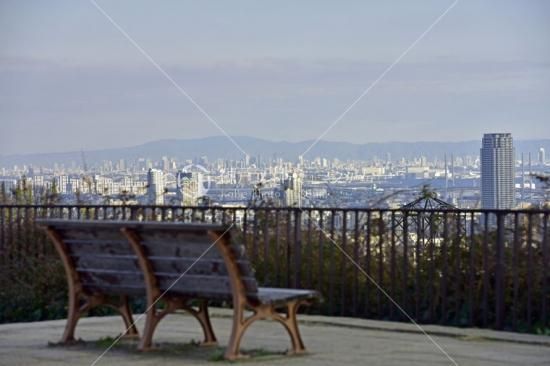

[1,0,549,155]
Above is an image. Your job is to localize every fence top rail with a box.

[36,219,229,232]
[2,204,549,215]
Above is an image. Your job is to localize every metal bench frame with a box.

[122,228,217,350]
[40,220,320,360]
[45,227,139,343]
[209,229,312,360]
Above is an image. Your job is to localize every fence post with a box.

[286,209,292,289]
[482,213,489,327]
[0,206,4,266]
[252,210,259,263]
[495,212,505,330]
[294,209,302,289]
[340,210,348,316]
[542,213,549,328]
[440,211,448,324]
[402,211,409,320]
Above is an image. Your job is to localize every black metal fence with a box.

[1,204,548,332]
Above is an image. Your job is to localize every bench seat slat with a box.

[78,270,257,299]
[157,276,256,297]
[70,254,136,259]
[73,255,140,272]
[58,228,125,241]
[37,219,226,232]
[64,239,133,256]
[144,243,227,258]
[255,287,322,306]
[71,254,253,277]
[139,240,244,259]
[139,231,215,242]
[71,254,249,263]
[81,283,145,296]
[81,283,248,300]
[77,267,256,282]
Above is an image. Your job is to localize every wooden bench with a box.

[38,219,321,360]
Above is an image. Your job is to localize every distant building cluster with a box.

[1,136,549,209]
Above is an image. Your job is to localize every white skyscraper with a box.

[480,133,515,209]
[539,147,546,165]
[147,168,165,205]
[55,175,69,194]
[283,171,303,207]
[176,171,203,206]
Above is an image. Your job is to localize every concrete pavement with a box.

[1,309,549,366]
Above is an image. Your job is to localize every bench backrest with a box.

[38,220,259,300]
[41,221,143,296]
[126,223,259,299]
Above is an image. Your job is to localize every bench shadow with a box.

[48,336,294,363]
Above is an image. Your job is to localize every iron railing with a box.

[0,204,548,332]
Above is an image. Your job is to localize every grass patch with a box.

[209,348,289,362]
[95,336,118,348]
[208,349,226,362]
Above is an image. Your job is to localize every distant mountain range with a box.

[2,136,550,168]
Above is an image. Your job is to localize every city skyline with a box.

[1,132,548,210]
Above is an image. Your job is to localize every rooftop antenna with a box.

[444,154,448,200]
[80,150,88,172]
[529,152,533,201]
[451,153,455,187]
[521,152,525,207]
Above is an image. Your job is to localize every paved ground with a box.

[1,309,549,366]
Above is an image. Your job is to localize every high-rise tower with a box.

[147,168,165,205]
[480,133,515,209]
[282,171,303,207]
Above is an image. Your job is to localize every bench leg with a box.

[138,299,179,351]
[224,301,307,360]
[224,304,258,360]
[118,295,139,339]
[61,291,82,343]
[278,300,306,354]
[183,300,217,346]
[61,293,139,343]
[138,308,161,351]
